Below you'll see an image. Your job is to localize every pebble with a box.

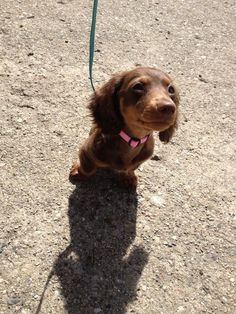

[33,294,39,300]
[149,195,165,207]
[53,212,62,221]
[141,285,147,291]
[0,242,7,253]
[94,308,102,313]
[54,289,62,299]
[54,130,63,136]
[21,310,31,314]
[177,306,185,313]
[162,285,167,291]
[138,197,145,203]
[221,296,228,304]
[198,74,208,83]
[7,297,21,305]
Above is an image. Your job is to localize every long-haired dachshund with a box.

[70,67,180,189]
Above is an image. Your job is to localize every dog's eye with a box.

[132,83,145,94]
[168,84,175,95]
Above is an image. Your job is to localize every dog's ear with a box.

[159,83,180,143]
[159,123,178,143]
[88,72,126,134]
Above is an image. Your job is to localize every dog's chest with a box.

[95,135,154,171]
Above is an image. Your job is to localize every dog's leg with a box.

[118,170,138,191]
[69,149,97,182]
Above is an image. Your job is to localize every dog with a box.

[70,67,179,189]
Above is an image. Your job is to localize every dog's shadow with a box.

[54,170,148,314]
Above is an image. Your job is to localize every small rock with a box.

[151,155,161,161]
[7,297,21,305]
[94,308,102,313]
[33,294,39,300]
[138,197,145,203]
[53,212,61,221]
[163,242,176,248]
[177,306,185,313]
[150,195,165,207]
[21,309,31,314]
[53,130,63,136]
[54,289,62,299]
[139,165,144,171]
[141,285,147,291]
[0,242,7,253]
[221,296,228,304]
[162,285,167,291]
[198,74,208,83]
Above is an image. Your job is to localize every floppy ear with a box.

[159,83,180,143]
[159,122,178,143]
[88,73,126,134]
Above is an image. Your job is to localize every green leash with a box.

[89,0,99,92]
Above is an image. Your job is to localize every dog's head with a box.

[89,67,180,142]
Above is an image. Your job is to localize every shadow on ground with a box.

[54,170,148,314]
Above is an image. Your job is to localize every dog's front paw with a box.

[69,161,88,184]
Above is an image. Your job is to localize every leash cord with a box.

[89,0,99,92]
[35,269,55,314]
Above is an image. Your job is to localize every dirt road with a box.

[0,0,235,313]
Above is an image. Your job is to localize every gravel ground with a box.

[0,0,235,313]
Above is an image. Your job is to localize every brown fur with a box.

[70,67,180,189]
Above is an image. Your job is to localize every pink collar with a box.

[119,130,150,148]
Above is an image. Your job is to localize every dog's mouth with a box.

[139,103,177,129]
[138,118,174,129]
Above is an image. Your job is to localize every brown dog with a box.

[70,67,179,189]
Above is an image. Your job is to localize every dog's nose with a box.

[158,103,176,115]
